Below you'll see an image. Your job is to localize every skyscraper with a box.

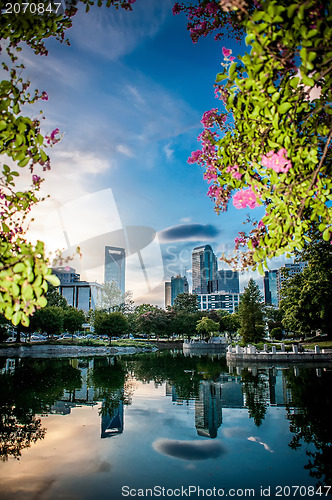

[171,275,189,306]
[217,269,239,293]
[192,245,218,294]
[104,246,126,293]
[263,270,278,306]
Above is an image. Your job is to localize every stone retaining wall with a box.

[226,343,332,363]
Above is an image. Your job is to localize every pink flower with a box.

[203,166,218,182]
[188,150,202,164]
[201,108,218,128]
[222,47,232,57]
[232,188,260,209]
[41,92,48,101]
[226,164,243,180]
[32,175,41,185]
[229,56,236,61]
[45,128,61,146]
[207,184,223,199]
[261,148,292,173]
[257,220,265,230]
[172,2,181,14]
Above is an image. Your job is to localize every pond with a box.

[0,352,331,499]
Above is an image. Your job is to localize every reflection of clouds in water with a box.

[184,463,197,470]
[152,439,225,461]
[248,436,274,453]
[222,427,248,439]
[95,461,112,473]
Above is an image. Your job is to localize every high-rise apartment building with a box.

[104,246,126,293]
[192,245,218,294]
[217,269,239,294]
[171,275,189,306]
[263,270,278,307]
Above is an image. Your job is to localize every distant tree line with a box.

[1,229,329,344]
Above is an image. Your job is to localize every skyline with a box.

[7,1,292,306]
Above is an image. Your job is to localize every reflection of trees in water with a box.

[285,368,332,487]
[240,368,269,427]
[0,358,82,460]
[92,357,133,418]
[0,411,45,461]
[124,351,228,402]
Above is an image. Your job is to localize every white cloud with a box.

[116,144,134,157]
[164,143,174,160]
[69,0,173,61]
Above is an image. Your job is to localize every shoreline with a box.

[0,344,157,358]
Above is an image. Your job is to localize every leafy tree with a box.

[196,317,219,339]
[238,278,265,343]
[173,293,199,313]
[137,308,169,338]
[264,306,283,336]
[45,284,69,309]
[134,304,159,315]
[98,281,134,314]
[171,312,202,339]
[0,0,136,326]
[33,306,64,339]
[270,327,283,340]
[94,311,128,343]
[63,308,85,339]
[219,311,240,337]
[180,0,332,270]
[280,233,332,337]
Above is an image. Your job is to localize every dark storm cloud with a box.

[158,224,221,243]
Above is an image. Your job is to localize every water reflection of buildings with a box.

[101,399,124,439]
[166,368,296,438]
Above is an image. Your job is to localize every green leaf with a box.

[216,73,227,82]
[12,311,21,326]
[45,274,60,286]
[37,296,47,308]
[278,102,292,114]
[322,228,330,241]
[18,157,30,167]
[301,73,315,87]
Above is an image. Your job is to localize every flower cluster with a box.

[172,1,244,43]
[214,85,229,104]
[232,187,260,209]
[188,150,202,164]
[32,175,42,186]
[222,46,235,62]
[45,128,61,146]
[261,148,292,173]
[203,166,218,182]
[226,163,242,180]
[201,108,226,128]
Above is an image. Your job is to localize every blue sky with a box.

[17,0,287,305]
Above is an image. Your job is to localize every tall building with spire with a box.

[192,245,218,294]
[104,246,126,293]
